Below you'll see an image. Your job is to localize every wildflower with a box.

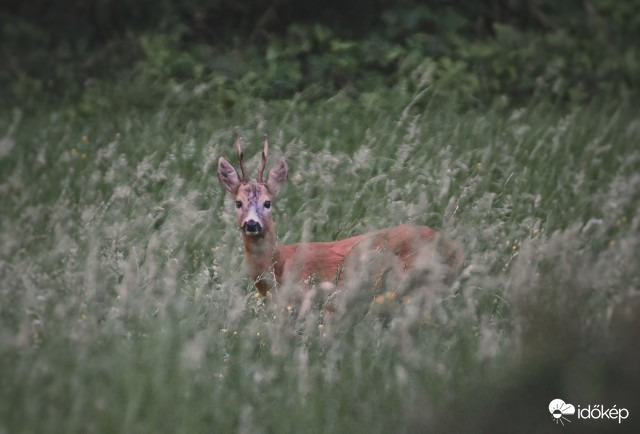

[292,172,304,184]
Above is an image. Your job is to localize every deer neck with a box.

[241,227,279,286]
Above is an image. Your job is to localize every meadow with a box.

[1,88,639,433]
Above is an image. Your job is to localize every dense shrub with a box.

[1,1,639,106]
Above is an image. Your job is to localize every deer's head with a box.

[218,134,288,237]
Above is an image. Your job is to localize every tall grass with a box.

[1,91,638,433]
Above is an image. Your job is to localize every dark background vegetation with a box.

[2,0,639,108]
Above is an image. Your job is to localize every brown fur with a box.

[218,139,464,297]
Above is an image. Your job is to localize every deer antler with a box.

[235,130,248,183]
[257,135,269,183]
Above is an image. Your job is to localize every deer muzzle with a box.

[243,219,262,236]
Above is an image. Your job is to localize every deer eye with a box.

[264,201,271,209]
[235,201,242,209]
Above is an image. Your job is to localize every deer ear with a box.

[218,157,241,194]
[266,157,288,195]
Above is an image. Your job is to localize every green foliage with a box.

[1,87,639,432]
[2,1,639,107]
[1,2,640,432]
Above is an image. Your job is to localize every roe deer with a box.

[217,134,463,299]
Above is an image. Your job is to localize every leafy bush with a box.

[2,1,639,107]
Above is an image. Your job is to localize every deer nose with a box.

[243,219,262,235]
